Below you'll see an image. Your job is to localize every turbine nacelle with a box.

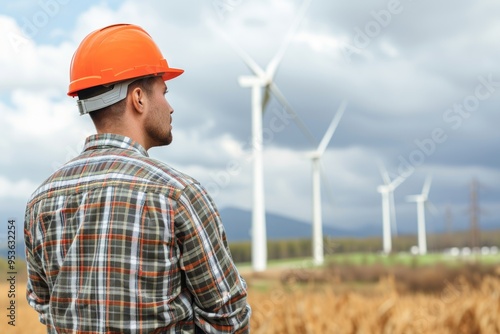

[406,175,432,203]
[238,75,267,87]
[377,181,400,194]
[261,74,274,87]
[377,185,389,194]
[406,194,427,203]
[307,151,322,160]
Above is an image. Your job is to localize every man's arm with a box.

[24,206,52,326]
[175,183,251,333]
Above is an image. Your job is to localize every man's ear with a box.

[129,86,147,115]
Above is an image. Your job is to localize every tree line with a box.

[228,229,500,263]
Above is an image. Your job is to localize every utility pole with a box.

[469,179,480,252]
[445,204,453,249]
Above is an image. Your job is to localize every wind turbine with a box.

[213,0,314,271]
[308,101,347,266]
[406,175,433,255]
[377,164,406,254]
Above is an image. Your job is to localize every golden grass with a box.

[246,269,500,334]
[4,268,500,334]
[0,282,46,334]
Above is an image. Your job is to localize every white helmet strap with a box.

[77,78,136,115]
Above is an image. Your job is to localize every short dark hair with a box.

[78,76,156,100]
[82,76,157,127]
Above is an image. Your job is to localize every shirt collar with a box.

[83,133,149,157]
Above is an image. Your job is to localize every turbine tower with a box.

[237,75,267,272]
[308,101,347,266]
[406,175,432,255]
[216,0,313,271]
[377,165,406,254]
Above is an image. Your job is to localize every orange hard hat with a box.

[68,23,183,97]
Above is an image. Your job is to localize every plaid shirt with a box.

[24,133,250,334]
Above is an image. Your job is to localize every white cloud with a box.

[4,90,76,137]
[71,2,138,42]
[295,31,342,54]
[0,176,38,199]
[0,16,74,93]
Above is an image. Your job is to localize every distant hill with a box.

[1,208,373,260]
[219,206,380,241]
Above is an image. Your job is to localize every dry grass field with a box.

[244,264,500,334]
[0,281,46,334]
[247,279,500,333]
[3,264,500,334]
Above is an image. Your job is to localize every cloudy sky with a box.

[1,0,499,244]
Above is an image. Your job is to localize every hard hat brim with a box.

[161,68,184,82]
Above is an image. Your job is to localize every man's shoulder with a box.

[27,150,199,206]
[139,155,199,189]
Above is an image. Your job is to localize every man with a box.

[24,23,251,333]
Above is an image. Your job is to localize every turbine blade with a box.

[422,175,433,197]
[316,100,347,156]
[377,161,391,185]
[266,0,313,80]
[268,82,317,146]
[390,174,406,190]
[426,201,439,216]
